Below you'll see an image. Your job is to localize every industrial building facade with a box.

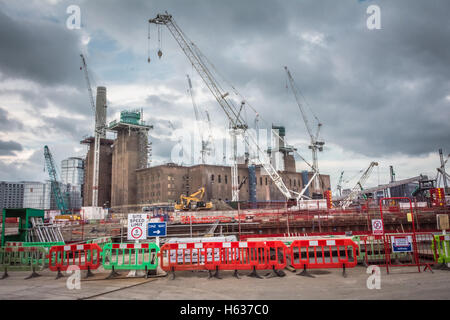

[135,163,331,206]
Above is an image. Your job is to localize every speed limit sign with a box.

[372,219,384,235]
[127,213,148,241]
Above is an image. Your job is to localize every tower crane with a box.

[44,146,70,214]
[336,171,344,197]
[340,162,378,209]
[284,66,324,197]
[436,149,449,192]
[186,74,212,164]
[148,12,299,203]
[148,12,320,204]
[168,120,185,165]
[80,54,104,208]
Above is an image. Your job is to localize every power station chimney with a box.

[95,86,107,138]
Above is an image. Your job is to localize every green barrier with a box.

[0,247,46,279]
[102,243,160,278]
[5,241,65,265]
[432,235,450,264]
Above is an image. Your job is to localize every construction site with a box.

[1,7,450,303]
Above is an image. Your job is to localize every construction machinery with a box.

[43,145,71,215]
[285,66,324,197]
[175,187,213,211]
[148,12,317,206]
[338,162,378,209]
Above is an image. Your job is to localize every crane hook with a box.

[157,49,163,59]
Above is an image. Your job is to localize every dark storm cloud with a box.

[0,140,23,155]
[78,0,450,157]
[0,0,449,184]
[0,8,84,87]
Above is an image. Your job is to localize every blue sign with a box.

[148,222,167,237]
[391,236,412,252]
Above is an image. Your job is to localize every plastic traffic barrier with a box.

[159,241,288,279]
[48,243,102,279]
[102,243,160,279]
[5,241,65,265]
[87,237,112,251]
[0,247,46,279]
[432,234,450,264]
[289,238,358,277]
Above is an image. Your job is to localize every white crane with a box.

[284,66,324,196]
[80,54,104,208]
[148,13,298,202]
[336,171,344,197]
[148,13,320,205]
[436,149,449,191]
[168,120,185,165]
[340,162,378,209]
[186,74,213,164]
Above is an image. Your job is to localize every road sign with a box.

[372,219,384,235]
[127,213,148,241]
[391,235,413,252]
[148,222,167,237]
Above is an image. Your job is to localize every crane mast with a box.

[336,171,344,197]
[340,162,378,209]
[149,12,293,201]
[186,74,208,164]
[44,146,70,214]
[80,54,103,208]
[284,66,324,195]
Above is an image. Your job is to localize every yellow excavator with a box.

[175,187,213,211]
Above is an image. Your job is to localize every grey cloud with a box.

[0,7,84,87]
[0,107,24,132]
[0,140,23,155]
[0,0,449,178]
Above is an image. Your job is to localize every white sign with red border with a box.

[372,219,384,235]
[127,213,148,241]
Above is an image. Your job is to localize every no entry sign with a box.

[372,219,384,235]
[127,213,148,241]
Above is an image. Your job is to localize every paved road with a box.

[0,266,449,300]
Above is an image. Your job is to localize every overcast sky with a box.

[0,0,448,195]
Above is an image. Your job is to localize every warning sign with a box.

[127,213,148,241]
[372,219,384,235]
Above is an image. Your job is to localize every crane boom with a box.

[149,12,293,200]
[284,66,324,194]
[187,74,207,164]
[80,54,101,207]
[285,66,314,141]
[44,146,70,214]
[340,162,378,208]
